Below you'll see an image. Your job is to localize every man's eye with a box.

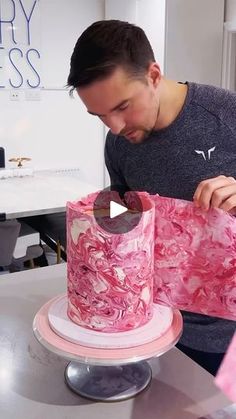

[119,103,128,111]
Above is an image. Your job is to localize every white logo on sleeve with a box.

[194,146,216,161]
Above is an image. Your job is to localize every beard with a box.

[121,127,153,144]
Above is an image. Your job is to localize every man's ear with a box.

[147,62,161,87]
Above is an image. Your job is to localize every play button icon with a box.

[110,200,128,219]
[93,186,143,234]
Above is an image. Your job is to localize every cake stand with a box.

[33,294,183,402]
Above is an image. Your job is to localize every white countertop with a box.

[0,172,97,219]
[0,264,231,419]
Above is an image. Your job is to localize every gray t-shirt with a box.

[105,81,236,352]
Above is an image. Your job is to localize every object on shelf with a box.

[9,157,31,167]
[0,147,5,168]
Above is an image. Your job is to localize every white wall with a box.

[164,0,225,86]
[225,0,236,21]
[0,0,168,189]
[222,1,236,90]
[136,0,166,73]
[105,0,137,23]
[0,0,105,188]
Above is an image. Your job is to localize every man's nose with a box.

[105,115,125,135]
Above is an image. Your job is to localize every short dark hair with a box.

[67,19,155,95]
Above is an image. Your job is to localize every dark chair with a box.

[0,220,44,272]
[0,219,21,266]
[21,212,67,263]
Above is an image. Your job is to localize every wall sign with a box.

[0,0,41,88]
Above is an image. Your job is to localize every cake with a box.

[67,190,155,332]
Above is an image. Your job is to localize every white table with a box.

[0,264,231,419]
[0,171,97,219]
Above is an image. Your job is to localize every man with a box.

[67,19,236,375]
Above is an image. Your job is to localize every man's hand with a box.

[193,175,236,213]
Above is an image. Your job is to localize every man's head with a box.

[68,20,162,143]
[68,19,155,90]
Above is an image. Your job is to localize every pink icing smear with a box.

[215,333,236,402]
[67,191,155,332]
[152,195,236,321]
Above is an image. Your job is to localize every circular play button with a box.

[93,186,143,234]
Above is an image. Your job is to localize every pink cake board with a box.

[33,295,183,366]
[48,294,173,349]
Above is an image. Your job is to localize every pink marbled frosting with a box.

[67,191,154,332]
[153,195,236,321]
